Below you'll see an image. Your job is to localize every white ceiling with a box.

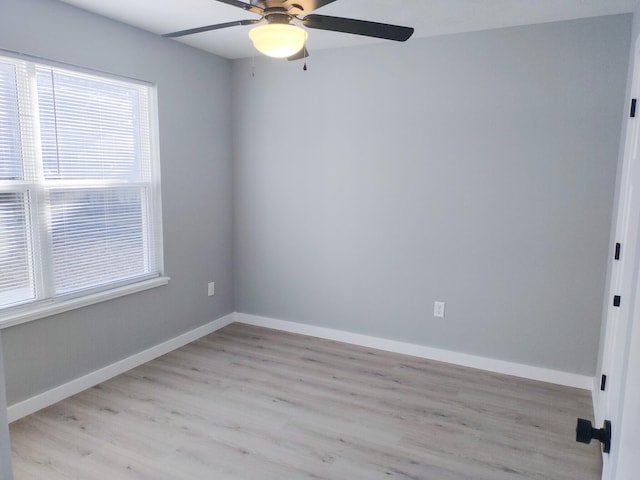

[58,0,637,59]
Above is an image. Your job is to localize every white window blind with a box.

[0,55,163,313]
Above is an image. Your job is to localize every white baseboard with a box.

[7,311,594,423]
[235,313,594,391]
[7,312,235,423]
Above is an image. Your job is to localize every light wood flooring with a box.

[9,323,602,479]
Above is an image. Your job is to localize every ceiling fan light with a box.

[249,24,308,58]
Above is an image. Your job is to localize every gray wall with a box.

[232,15,631,376]
[0,0,631,411]
[0,0,234,405]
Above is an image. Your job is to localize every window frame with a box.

[0,51,168,329]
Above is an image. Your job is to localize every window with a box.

[0,54,164,319]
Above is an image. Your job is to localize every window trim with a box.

[0,50,168,328]
[0,276,170,329]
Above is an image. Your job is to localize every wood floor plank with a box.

[10,323,602,479]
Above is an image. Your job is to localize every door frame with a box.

[597,32,640,480]
[610,274,640,477]
[0,333,13,480]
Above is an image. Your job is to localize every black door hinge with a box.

[631,99,637,118]
[614,295,621,307]
[615,243,621,260]
[601,374,607,391]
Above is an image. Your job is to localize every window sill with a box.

[0,276,170,330]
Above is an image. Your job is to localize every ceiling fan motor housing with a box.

[264,10,295,25]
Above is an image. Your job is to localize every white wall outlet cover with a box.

[208,282,215,296]
[434,301,445,318]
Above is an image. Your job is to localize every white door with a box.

[597,36,640,480]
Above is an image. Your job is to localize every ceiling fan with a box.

[162,0,414,60]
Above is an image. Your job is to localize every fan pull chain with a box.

[251,54,256,78]
[303,44,307,71]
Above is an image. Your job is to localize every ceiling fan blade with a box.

[287,46,310,61]
[214,0,264,15]
[283,0,337,14]
[301,14,414,42]
[163,19,260,38]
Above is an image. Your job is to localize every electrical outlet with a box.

[208,282,215,297]
[434,301,445,318]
